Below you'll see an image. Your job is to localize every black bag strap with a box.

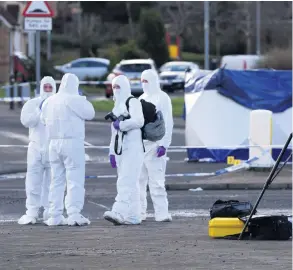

[126,96,135,111]
[125,96,145,153]
[114,130,124,155]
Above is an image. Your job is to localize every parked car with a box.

[159,61,199,92]
[54,58,110,81]
[105,59,158,98]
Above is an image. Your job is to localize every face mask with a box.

[141,70,160,96]
[142,82,151,94]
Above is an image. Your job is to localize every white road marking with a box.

[0,208,291,224]
[146,209,293,218]
[0,219,19,223]
[86,121,185,134]
[0,131,93,161]
[84,141,93,146]
[173,128,185,135]
[87,200,110,210]
[0,131,29,143]
[86,121,110,126]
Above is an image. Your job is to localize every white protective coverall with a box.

[41,73,95,226]
[18,76,57,225]
[139,69,174,222]
[103,75,145,225]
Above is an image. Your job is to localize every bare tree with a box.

[66,13,119,57]
[125,2,134,39]
[159,2,203,36]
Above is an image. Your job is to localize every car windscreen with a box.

[119,64,152,73]
[161,65,190,72]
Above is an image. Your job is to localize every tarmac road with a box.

[0,104,292,269]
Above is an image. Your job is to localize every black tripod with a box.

[238,133,293,240]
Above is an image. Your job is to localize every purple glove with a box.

[110,155,116,168]
[157,146,166,157]
[113,120,120,130]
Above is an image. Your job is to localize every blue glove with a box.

[39,99,46,110]
[113,120,120,130]
[157,146,166,157]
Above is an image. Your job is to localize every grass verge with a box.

[0,89,5,98]
[91,97,184,118]
[81,85,105,95]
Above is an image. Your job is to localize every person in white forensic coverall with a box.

[139,69,174,222]
[41,73,95,226]
[103,75,145,225]
[18,76,57,225]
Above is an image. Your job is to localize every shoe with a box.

[123,217,141,225]
[141,213,147,221]
[104,211,141,225]
[103,211,123,226]
[67,214,90,226]
[44,215,67,226]
[155,215,172,222]
[18,214,37,225]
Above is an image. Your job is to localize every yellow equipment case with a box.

[208,217,248,238]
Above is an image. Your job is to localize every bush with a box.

[256,47,292,70]
[100,40,149,70]
[138,9,169,67]
[120,40,149,60]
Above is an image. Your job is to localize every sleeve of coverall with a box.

[20,100,41,128]
[157,94,174,148]
[119,98,144,132]
[109,124,116,155]
[67,96,95,120]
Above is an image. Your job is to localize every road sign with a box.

[22,1,54,96]
[24,17,52,31]
[22,1,54,17]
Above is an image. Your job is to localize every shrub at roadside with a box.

[256,47,292,70]
[101,40,149,70]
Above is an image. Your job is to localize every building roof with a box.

[0,6,18,28]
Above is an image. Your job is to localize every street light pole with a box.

[204,1,210,70]
[256,1,261,55]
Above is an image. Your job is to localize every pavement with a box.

[0,219,291,270]
[0,187,291,269]
[0,103,291,191]
[0,103,291,269]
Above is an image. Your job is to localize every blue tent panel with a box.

[185,69,292,113]
[187,148,291,163]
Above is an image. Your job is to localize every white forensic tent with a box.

[184,69,292,163]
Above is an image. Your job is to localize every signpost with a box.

[22,1,54,94]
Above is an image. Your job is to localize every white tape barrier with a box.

[1,79,182,87]
[0,149,270,181]
[0,144,289,149]
[0,97,30,102]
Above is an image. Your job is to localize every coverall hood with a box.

[112,75,132,104]
[40,76,56,99]
[141,69,161,96]
[58,73,79,95]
